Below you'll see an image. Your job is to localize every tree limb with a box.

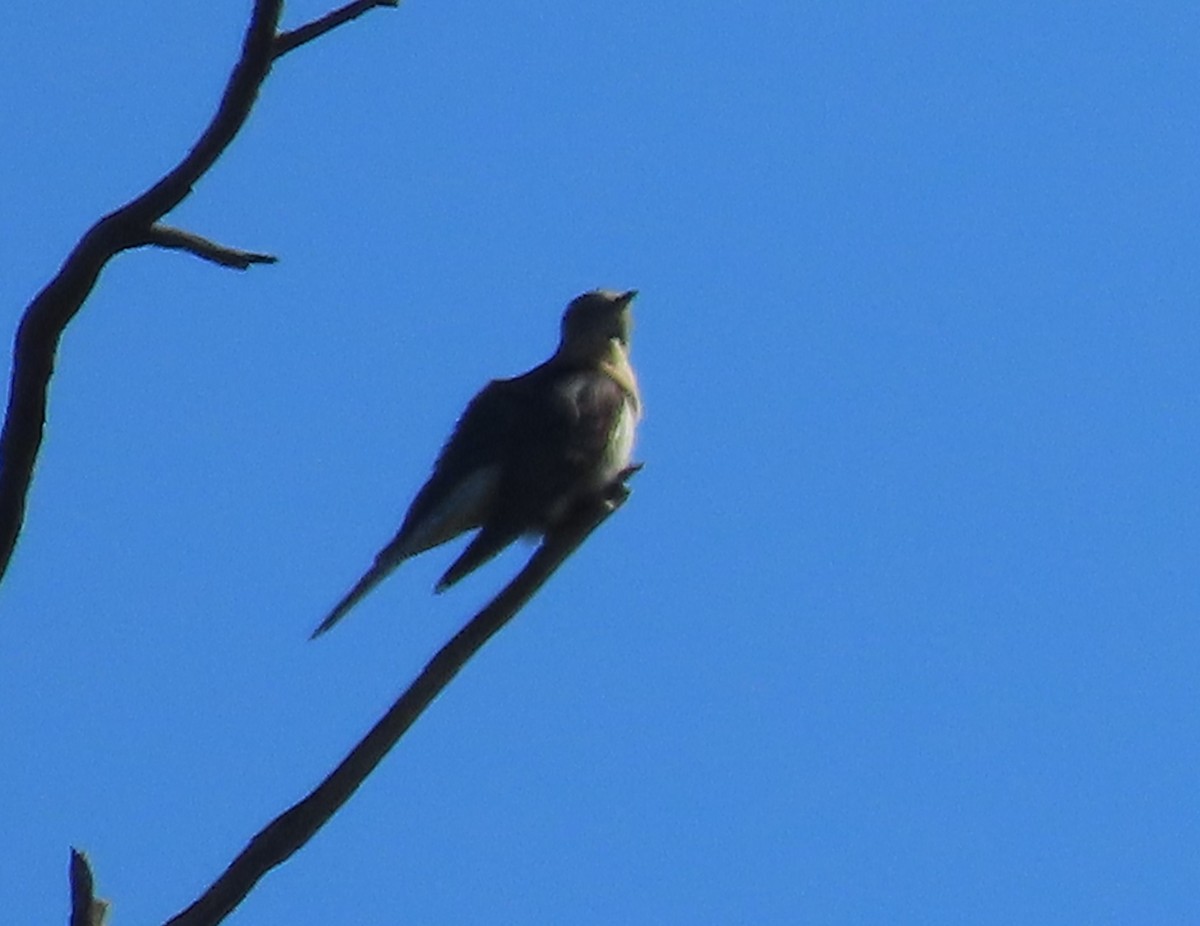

[0,0,398,587]
[142,224,278,269]
[0,0,281,586]
[162,466,640,926]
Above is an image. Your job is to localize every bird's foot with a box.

[601,462,643,509]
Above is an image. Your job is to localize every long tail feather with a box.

[311,559,398,639]
[434,527,518,593]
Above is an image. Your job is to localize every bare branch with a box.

[142,224,278,270]
[69,849,109,926]
[0,0,396,586]
[275,0,401,58]
[162,467,641,926]
[0,0,281,585]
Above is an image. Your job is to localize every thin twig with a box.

[143,224,278,269]
[274,0,401,58]
[162,467,640,926]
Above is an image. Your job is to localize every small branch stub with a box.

[143,224,278,269]
[69,849,110,926]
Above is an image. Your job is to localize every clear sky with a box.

[2,2,1198,923]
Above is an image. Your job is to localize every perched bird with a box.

[312,289,641,638]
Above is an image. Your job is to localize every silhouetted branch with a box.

[142,225,278,269]
[162,466,640,926]
[275,0,401,58]
[0,0,399,587]
[69,849,109,926]
[0,0,280,586]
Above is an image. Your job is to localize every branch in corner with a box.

[69,849,110,926]
[0,0,399,587]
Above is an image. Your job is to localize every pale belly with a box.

[542,394,639,526]
[594,395,638,488]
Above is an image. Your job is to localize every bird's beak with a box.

[617,289,638,305]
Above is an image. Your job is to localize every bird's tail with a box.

[310,559,397,639]
[434,526,519,593]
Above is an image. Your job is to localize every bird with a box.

[311,288,641,638]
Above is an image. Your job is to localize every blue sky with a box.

[2,2,1198,923]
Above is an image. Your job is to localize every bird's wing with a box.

[312,360,635,635]
[310,458,504,638]
[434,522,522,593]
[455,366,629,543]
[392,376,532,553]
[430,367,629,596]
[414,362,626,546]
[310,379,524,638]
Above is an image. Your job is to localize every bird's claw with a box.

[601,462,643,508]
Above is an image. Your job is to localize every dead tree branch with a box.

[0,0,398,586]
[141,225,278,269]
[69,849,109,926]
[162,466,640,926]
[275,0,401,58]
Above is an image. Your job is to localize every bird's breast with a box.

[597,394,638,486]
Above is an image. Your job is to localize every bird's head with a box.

[558,289,638,361]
